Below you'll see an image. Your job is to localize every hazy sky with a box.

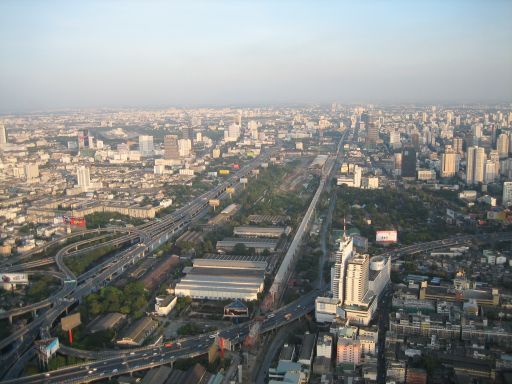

[0,0,511,111]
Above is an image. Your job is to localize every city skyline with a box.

[1,0,511,112]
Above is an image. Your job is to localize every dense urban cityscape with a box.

[1,1,512,384]
[0,104,511,384]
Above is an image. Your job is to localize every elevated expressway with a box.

[5,232,512,383]
[0,148,276,378]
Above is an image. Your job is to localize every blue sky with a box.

[0,0,511,111]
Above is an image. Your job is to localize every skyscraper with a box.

[466,146,486,185]
[139,135,154,157]
[497,133,509,159]
[484,160,498,184]
[77,166,91,191]
[441,145,458,178]
[344,253,370,306]
[164,135,179,160]
[365,113,378,148]
[401,147,416,178]
[0,123,7,147]
[331,233,354,305]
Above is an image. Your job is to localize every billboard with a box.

[63,216,86,227]
[36,338,60,359]
[376,230,397,243]
[1,273,29,284]
[209,199,220,207]
[61,313,81,331]
[226,187,235,194]
[240,178,248,184]
[219,169,230,175]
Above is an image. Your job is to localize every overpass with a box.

[0,148,278,379]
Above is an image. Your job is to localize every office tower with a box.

[441,145,458,178]
[452,137,464,156]
[344,253,369,306]
[497,133,509,159]
[25,163,39,180]
[164,135,179,160]
[234,114,242,126]
[466,146,486,184]
[401,147,416,178]
[77,166,91,191]
[181,126,194,142]
[489,149,500,175]
[365,114,378,148]
[0,123,7,146]
[331,233,354,304]
[178,139,192,157]
[503,182,512,206]
[139,135,154,157]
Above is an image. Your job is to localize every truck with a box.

[284,313,292,320]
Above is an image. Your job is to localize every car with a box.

[153,352,158,356]
[100,372,105,376]
[112,369,118,373]
[88,370,93,374]
[209,334,217,339]
[267,313,275,319]
[122,362,128,365]
[44,373,50,377]
[130,352,135,355]
[93,368,97,371]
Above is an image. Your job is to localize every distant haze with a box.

[0,0,511,112]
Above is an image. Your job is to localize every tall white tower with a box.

[77,166,91,191]
[331,227,354,305]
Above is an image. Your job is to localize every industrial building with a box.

[233,226,291,238]
[216,237,278,253]
[174,258,266,301]
[154,295,177,316]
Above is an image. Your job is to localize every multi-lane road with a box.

[0,148,277,379]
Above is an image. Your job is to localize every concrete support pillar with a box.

[8,315,13,325]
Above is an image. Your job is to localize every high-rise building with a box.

[178,139,192,157]
[484,160,498,184]
[225,123,241,142]
[248,120,258,140]
[466,146,486,185]
[0,123,7,147]
[497,133,509,159]
[411,132,420,150]
[77,166,91,191]
[344,254,369,306]
[401,147,417,178]
[25,163,39,181]
[441,145,458,178]
[139,135,154,157]
[452,137,464,156]
[164,135,179,160]
[503,182,512,206]
[472,124,482,145]
[331,234,354,304]
[181,126,194,141]
[365,113,378,148]
[78,129,90,149]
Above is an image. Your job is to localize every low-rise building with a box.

[117,317,158,346]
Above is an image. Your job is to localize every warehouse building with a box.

[116,317,158,346]
[233,226,291,238]
[174,259,265,301]
[216,237,278,253]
